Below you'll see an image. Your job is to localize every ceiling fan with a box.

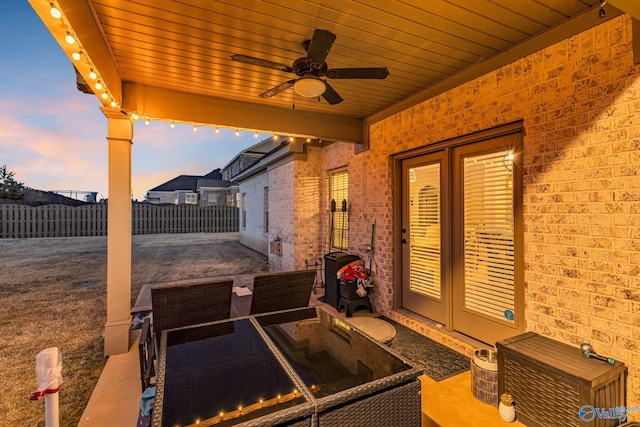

[231,29,389,105]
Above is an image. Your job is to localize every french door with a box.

[400,128,523,345]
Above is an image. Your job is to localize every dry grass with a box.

[0,233,268,427]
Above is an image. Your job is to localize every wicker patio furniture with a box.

[138,317,156,392]
[150,279,234,339]
[152,306,422,427]
[249,269,316,315]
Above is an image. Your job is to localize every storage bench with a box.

[497,332,627,427]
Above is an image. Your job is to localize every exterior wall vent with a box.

[270,238,282,256]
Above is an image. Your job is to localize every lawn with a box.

[0,233,268,427]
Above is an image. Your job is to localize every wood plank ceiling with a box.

[37,0,618,142]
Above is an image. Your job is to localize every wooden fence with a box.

[0,204,239,238]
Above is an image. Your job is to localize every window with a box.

[185,193,197,205]
[241,193,247,229]
[263,187,269,233]
[330,170,349,250]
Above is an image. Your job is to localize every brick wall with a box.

[294,147,324,269]
[268,161,295,271]
[312,15,640,409]
[238,173,269,254]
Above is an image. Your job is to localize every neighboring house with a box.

[221,138,282,255]
[196,177,236,207]
[145,169,237,206]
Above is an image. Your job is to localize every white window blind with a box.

[330,170,349,250]
[409,164,441,299]
[463,150,515,322]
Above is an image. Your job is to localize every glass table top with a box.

[255,307,412,399]
[159,318,306,427]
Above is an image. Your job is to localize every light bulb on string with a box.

[71,51,82,61]
[95,81,103,90]
[144,119,150,126]
[215,127,220,134]
[170,122,175,129]
[289,136,294,142]
[101,91,108,99]
[50,4,62,19]
[88,70,97,80]
[306,138,311,142]
[193,125,198,132]
[254,132,259,138]
[235,130,240,137]
[132,113,139,120]
[64,33,75,45]
[273,134,278,140]
[110,100,117,108]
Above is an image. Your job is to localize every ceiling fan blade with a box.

[321,81,343,105]
[259,79,296,98]
[327,67,389,79]
[306,29,336,65]
[231,54,293,73]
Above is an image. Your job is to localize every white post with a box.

[31,347,62,427]
[45,392,59,427]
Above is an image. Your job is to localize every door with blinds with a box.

[400,128,523,345]
[401,151,448,324]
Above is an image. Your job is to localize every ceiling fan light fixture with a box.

[294,77,325,97]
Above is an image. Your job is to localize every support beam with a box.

[607,0,640,20]
[122,83,363,143]
[102,107,133,356]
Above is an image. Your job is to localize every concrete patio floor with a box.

[78,275,520,427]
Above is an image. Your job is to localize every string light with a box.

[111,115,327,144]
[94,81,103,90]
[599,0,607,18]
[88,70,97,80]
[110,100,117,108]
[100,91,108,99]
[71,51,81,61]
[49,3,62,19]
[64,33,75,45]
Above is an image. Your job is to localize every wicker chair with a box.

[150,279,234,340]
[138,317,156,392]
[249,270,316,315]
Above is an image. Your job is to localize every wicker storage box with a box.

[497,332,627,427]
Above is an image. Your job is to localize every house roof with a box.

[31,0,634,146]
[149,169,234,192]
[221,137,284,174]
[149,175,201,192]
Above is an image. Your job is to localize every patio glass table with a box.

[152,307,421,427]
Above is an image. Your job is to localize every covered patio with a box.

[29,0,640,424]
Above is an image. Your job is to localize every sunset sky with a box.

[1,2,268,201]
